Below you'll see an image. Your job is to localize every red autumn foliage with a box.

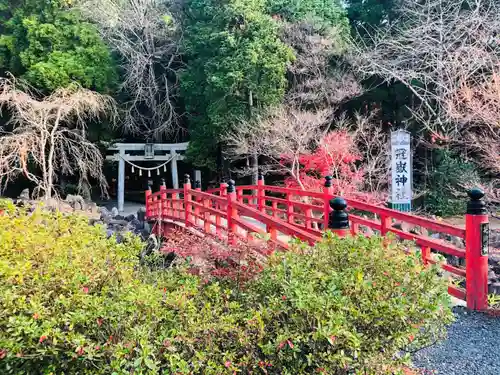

[161,229,276,282]
[281,130,384,204]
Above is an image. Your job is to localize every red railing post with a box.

[257,173,265,212]
[160,178,167,219]
[421,246,430,265]
[323,176,333,230]
[220,181,228,197]
[194,180,201,226]
[145,184,152,219]
[328,197,349,237]
[465,188,489,311]
[172,179,179,219]
[286,192,294,224]
[227,180,238,245]
[183,174,192,227]
[380,214,391,236]
[203,198,211,234]
[350,222,360,236]
[269,226,278,242]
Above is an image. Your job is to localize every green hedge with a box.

[246,235,454,373]
[0,200,453,374]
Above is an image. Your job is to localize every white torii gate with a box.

[106,142,190,212]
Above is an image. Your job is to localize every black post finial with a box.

[467,188,487,215]
[328,197,349,229]
[227,179,235,193]
[194,180,201,189]
[258,172,264,181]
[184,174,191,184]
[161,178,166,187]
[147,181,152,191]
[324,176,333,188]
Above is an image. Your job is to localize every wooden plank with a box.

[448,285,466,301]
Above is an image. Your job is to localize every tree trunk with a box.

[46,108,62,199]
[251,154,258,185]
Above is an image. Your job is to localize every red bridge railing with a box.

[146,175,489,311]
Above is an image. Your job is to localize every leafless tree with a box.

[447,71,500,178]
[226,106,328,189]
[0,76,116,199]
[338,112,390,197]
[350,0,500,138]
[227,107,390,199]
[350,0,500,204]
[78,0,181,139]
[283,20,363,110]
[227,19,364,181]
[231,20,363,185]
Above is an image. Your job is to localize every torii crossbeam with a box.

[106,142,189,212]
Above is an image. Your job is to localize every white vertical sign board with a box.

[390,130,412,212]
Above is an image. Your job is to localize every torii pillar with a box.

[171,152,179,190]
[118,148,126,213]
[106,143,189,212]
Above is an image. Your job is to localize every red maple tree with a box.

[281,130,384,204]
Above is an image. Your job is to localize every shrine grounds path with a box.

[412,307,500,375]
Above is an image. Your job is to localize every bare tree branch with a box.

[283,20,363,110]
[78,0,181,139]
[350,0,500,201]
[226,106,328,189]
[226,106,390,202]
[339,112,391,197]
[350,0,500,138]
[0,76,116,199]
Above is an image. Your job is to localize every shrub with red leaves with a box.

[161,229,276,282]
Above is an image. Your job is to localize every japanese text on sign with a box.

[391,130,412,205]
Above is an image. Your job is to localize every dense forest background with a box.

[0,0,498,216]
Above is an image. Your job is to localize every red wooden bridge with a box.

[146,175,490,311]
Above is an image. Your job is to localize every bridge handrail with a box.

[244,184,465,239]
[190,189,227,204]
[145,178,490,311]
[344,197,465,239]
[262,185,326,200]
[187,188,320,246]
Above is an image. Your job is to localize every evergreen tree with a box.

[0,0,117,93]
[181,0,293,169]
[347,0,401,30]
